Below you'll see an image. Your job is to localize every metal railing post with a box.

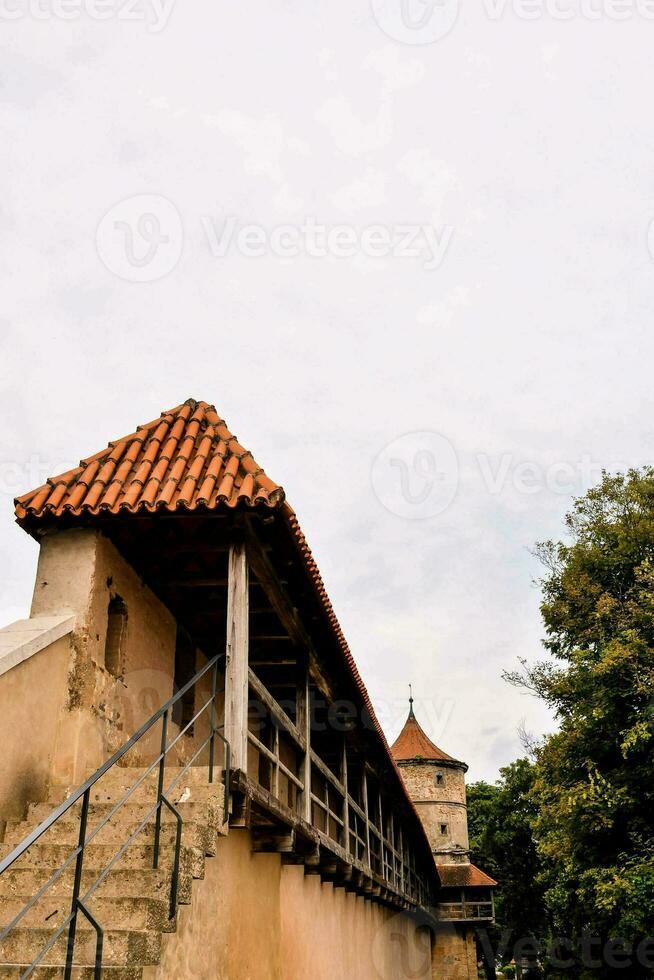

[153,709,168,869]
[64,787,90,980]
[208,656,219,784]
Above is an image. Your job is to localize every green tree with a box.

[468,760,549,968]
[505,469,654,976]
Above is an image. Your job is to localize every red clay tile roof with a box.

[391,708,466,767]
[15,400,284,519]
[14,398,437,880]
[438,864,497,888]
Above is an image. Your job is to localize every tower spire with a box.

[408,683,414,718]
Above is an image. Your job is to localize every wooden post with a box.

[362,767,371,869]
[296,658,311,822]
[341,736,349,856]
[224,541,249,772]
[389,809,396,888]
[377,791,384,879]
[272,723,280,799]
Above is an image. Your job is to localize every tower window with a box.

[435,772,444,786]
[440,823,448,835]
[105,596,127,678]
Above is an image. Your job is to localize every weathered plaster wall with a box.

[30,528,177,786]
[0,634,71,822]
[399,761,469,854]
[280,863,432,980]
[147,828,433,980]
[432,925,478,980]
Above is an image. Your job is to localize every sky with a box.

[2,0,654,783]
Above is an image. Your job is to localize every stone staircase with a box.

[0,766,226,978]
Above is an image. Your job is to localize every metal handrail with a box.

[0,652,224,878]
[0,651,231,979]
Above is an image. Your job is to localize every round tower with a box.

[391,693,469,865]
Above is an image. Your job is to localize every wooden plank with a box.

[296,658,312,823]
[248,668,305,749]
[247,731,304,790]
[341,737,350,856]
[224,542,249,771]
[310,750,346,796]
[244,525,310,648]
[244,524,336,702]
[362,767,371,869]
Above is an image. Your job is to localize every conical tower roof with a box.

[391,698,467,769]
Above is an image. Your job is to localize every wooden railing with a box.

[437,900,494,921]
[245,668,431,909]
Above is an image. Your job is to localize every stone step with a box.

[0,842,205,879]
[0,866,192,905]
[0,928,161,966]
[0,967,142,979]
[24,799,222,834]
[46,781,223,810]
[2,819,215,857]
[1,895,175,934]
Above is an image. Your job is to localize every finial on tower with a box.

[409,684,415,718]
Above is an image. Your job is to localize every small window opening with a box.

[435,772,444,786]
[105,596,127,678]
[440,823,448,835]
[173,626,196,736]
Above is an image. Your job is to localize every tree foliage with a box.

[500,469,654,975]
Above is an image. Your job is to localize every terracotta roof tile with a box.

[391,709,466,768]
[438,864,497,888]
[15,399,286,519]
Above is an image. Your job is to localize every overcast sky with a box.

[2,0,654,783]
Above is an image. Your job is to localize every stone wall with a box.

[399,760,469,854]
[432,925,478,980]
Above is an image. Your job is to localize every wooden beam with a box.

[297,657,312,823]
[341,737,350,857]
[248,668,306,750]
[245,525,308,647]
[362,767,371,870]
[224,542,249,771]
